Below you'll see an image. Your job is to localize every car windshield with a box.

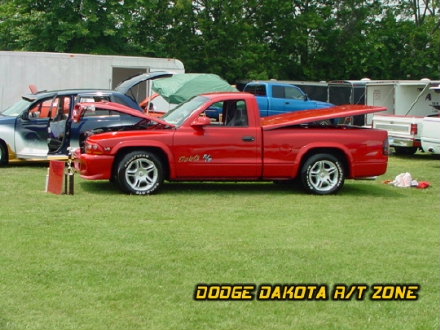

[1,99,32,117]
[161,96,208,126]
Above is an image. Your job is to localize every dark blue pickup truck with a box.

[243,81,333,116]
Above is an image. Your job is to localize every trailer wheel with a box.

[117,151,164,195]
[394,147,417,155]
[300,153,345,195]
[0,142,8,166]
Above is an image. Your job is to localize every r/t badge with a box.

[203,154,213,162]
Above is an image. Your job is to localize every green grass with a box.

[0,153,439,330]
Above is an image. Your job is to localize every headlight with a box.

[84,141,105,155]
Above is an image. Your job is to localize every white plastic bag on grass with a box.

[391,172,415,187]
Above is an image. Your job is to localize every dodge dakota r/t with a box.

[74,92,388,195]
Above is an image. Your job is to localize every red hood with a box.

[261,104,387,130]
[73,101,175,127]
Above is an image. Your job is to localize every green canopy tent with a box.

[152,73,237,104]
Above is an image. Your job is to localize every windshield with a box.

[1,99,32,117]
[161,96,208,126]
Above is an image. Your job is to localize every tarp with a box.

[152,74,237,104]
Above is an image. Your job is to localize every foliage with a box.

[0,0,439,82]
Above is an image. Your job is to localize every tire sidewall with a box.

[0,142,8,166]
[117,151,163,195]
[301,153,344,195]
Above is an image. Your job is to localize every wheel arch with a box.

[298,147,351,178]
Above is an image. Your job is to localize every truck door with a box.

[14,95,60,158]
[172,99,261,179]
[270,85,311,115]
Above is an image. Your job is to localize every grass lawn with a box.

[0,152,439,330]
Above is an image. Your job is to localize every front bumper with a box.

[74,152,114,180]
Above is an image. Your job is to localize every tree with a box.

[0,0,438,81]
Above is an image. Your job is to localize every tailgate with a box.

[372,115,423,138]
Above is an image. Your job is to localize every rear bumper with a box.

[74,153,114,180]
[389,137,421,147]
[351,160,388,179]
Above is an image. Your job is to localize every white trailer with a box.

[367,79,440,155]
[0,51,185,109]
[366,79,440,121]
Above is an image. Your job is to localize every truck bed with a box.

[372,114,422,154]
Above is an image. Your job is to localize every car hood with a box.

[0,113,16,122]
[114,71,174,94]
[73,102,175,128]
[261,104,387,130]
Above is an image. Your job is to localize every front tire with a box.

[300,153,345,195]
[117,151,164,195]
[0,142,8,166]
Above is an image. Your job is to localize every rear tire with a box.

[300,153,345,195]
[117,151,164,195]
[0,142,8,166]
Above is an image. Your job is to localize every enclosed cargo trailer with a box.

[0,51,184,109]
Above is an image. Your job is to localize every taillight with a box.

[84,141,105,155]
[383,138,390,155]
[410,123,418,135]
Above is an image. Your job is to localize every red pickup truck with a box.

[74,92,388,195]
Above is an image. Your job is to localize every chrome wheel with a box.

[307,160,339,192]
[117,151,164,195]
[300,153,344,195]
[125,158,158,192]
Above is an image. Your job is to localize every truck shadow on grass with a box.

[340,182,407,198]
[79,180,403,198]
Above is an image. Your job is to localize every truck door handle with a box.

[242,136,255,142]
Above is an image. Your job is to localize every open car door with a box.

[47,72,174,156]
[47,92,125,155]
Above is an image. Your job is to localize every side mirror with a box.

[304,94,309,101]
[191,116,211,129]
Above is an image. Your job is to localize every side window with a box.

[78,96,115,117]
[272,85,305,100]
[28,96,72,120]
[202,100,248,127]
[244,84,266,96]
[28,100,47,119]
[272,85,285,98]
[83,108,121,117]
[285,86,304,100]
